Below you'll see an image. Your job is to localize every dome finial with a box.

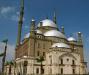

[46,16,48,19]
[61,26,65,34]
[70,33,73,37]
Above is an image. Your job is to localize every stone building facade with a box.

[15,18,87,75]
[4,0,87,75]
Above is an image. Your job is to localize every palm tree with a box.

[36,56,44,74]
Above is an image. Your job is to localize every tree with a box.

[1,39,8,75]
[0,53,4,57]
[36,56,44,74]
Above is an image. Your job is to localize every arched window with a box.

[72,60,75,65]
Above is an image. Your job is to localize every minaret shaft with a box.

[78,32,84,62]
[16,0,24,46]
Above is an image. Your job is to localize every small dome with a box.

[38,19,57,28]
[52,43,70,48]
[68,37,76,42]
[44,30,66,39]
[36,30,42,34]
[24,33,30,39]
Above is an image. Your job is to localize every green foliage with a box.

[5,61,14,65]
[2,39,8,43]
[36,56,44,62]
[0,53,4,57]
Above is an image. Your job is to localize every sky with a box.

[0,0,89,72]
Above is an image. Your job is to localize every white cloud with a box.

[0,6,15,15]
[24,25,29,29]
[0,6,25,22]
[11,15,19,21]
[11,11,25,22]
[86,36,89,43]
[0,42,15,61]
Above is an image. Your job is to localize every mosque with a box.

[5,0,87,75]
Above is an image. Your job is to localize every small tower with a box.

[77,32,83,45]
[39,21,43,27]
[16,0,24,46]
[77,32,86,74]
[61,26,65,34]
[30,18,36,37]
[77,32,84,62]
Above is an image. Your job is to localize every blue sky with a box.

[0,0,89,71]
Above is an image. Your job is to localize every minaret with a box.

[61,26,65,34]
[77,32,84,62]
[53,10,59,31]
[78,32,83,45]
[53,10,57,24]
[30,18,35,37]
[16,0,24,46]
[77,32,86,74]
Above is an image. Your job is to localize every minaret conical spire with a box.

[53,10,57,24]
[53,10,59,30]
[16,0,24,46]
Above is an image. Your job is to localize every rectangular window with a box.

[49,56,52,64]
[43,43,45,49]
[73,69,75,74]
[37,51,40,56]
[38,43,40,48]
[61,59,63,64]
[36,68,39,74]
[42,68,44,74]
[43,52,45,56]
[61,68,63,74]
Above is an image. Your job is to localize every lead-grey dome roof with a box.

[38,19,57,28]
[52,43,70,48]
[68,37,76,41]
[44,30,66,39]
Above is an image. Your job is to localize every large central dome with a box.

[38,19,57,28]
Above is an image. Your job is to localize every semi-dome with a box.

[68,37,76,42]
[52,43,70,48]
[44,30,66,39]
[38,19,57,28]
[36,30,43,34]
[24,33,30,39]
